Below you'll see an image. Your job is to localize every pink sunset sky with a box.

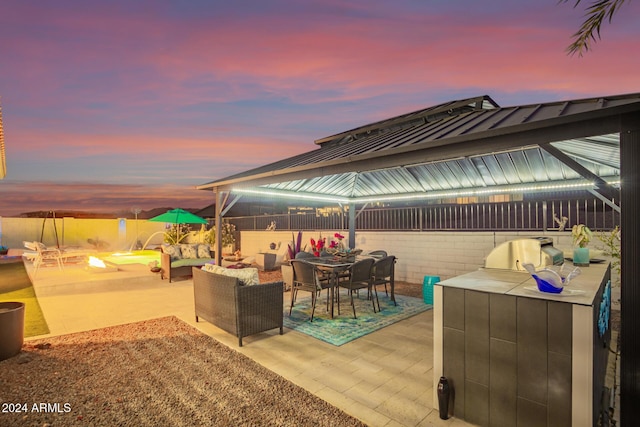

[1,0,639,217]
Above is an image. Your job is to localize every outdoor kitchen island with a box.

[432,262,611,427]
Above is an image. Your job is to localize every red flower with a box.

[310,236,326,256]
[334,233,345,240]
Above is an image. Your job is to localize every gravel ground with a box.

[0,266,421,427]
[0,317,366,427]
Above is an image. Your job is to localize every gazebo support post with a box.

[214,190,224,266]
[348,202,356,249]
[620,111,640,424]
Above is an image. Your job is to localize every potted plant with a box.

[599,225,621,283]
[0,245,8,256]
[203,222,237,253]
[163,224,192,245]
[572,224,593,266]
[0,301,25,361]
[286,231,303,260]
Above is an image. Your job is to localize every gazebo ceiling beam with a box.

[540,142,620,204]
[220,194,242,217]
[587,188,621,213]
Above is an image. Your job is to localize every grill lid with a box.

[484,238,563,271]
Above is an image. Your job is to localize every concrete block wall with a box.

[240,230,347,260]
[240,230,583,284]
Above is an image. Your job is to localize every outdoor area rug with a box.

[0,316,365,427]
[0,259,50,337]
[284,292,432,346]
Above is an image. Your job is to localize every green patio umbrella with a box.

[149,208,208,243]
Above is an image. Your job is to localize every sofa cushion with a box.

[180,244,198,259]
[162,244,182,261]
[170,258,212,268]
[197,244,211,258]
[202,264,260,286]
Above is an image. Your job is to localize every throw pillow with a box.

[197,244,211,258]
[162,244,182,261]
[180,244,198,259]
[202,264,260,286]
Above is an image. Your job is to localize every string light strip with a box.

[234,179,620,204]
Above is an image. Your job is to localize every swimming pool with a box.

[97,250,161,266]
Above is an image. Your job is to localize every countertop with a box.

[436,262,610,306]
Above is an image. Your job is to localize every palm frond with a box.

[560,0,628,56]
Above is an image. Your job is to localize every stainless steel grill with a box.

[484,237,564,271]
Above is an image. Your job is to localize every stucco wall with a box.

[0,217,169,251]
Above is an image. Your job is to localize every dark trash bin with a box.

[0,302,25,361]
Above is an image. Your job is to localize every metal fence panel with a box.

[224,197,619,232]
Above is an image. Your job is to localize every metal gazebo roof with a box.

[197,93,638,206]
[197,91,640,421]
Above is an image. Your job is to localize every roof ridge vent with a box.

[315,95,499,146]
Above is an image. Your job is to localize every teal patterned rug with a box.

[283,291,432,346]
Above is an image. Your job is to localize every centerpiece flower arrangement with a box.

[329,233,345,251]
[326,232,362,260]
[310,235,326,257]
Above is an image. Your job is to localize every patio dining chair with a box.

[295,250,335,282]
[368,250,388,258]
[289,260,333,322]
[371,255,397,307]
[338,257,376,319]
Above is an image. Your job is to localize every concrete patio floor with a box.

[22,259,476,427]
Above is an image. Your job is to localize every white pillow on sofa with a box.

[180,244,198,259]
[197,244,211,258]
[162,244,182,260]
[202,264,260,286]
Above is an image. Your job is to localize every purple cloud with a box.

[1,0,638,216]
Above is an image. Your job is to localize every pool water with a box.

[97,250,161,266]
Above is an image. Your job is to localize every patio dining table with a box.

[305,256,380,318]
[303,257,353,318]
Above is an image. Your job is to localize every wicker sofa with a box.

[192,267,284,346]
[160,244,215,282]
